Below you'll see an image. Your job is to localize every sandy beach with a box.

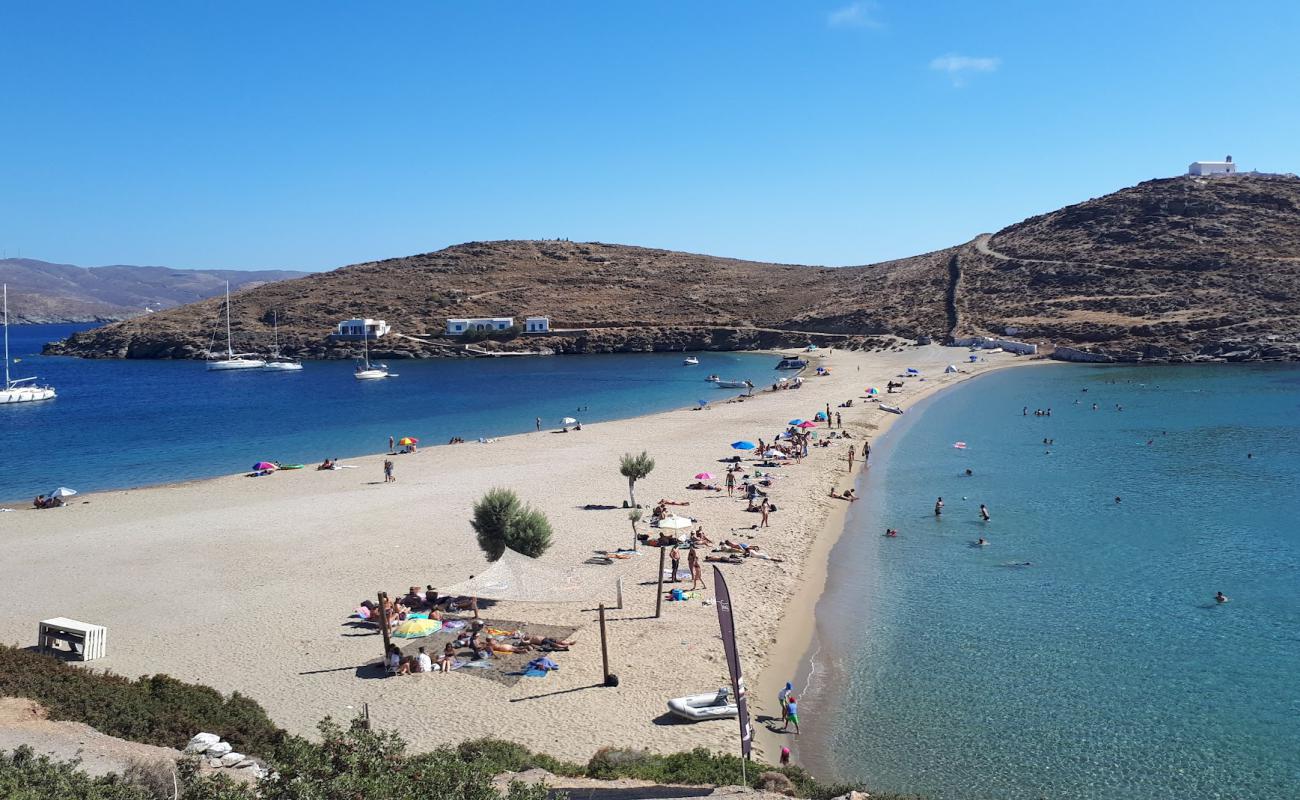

[1,345,1025,765]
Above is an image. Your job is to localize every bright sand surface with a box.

[0,346,1025,764]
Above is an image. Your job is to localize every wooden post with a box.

[598,603,611,686]
[377,591,392,661]
[655,546,666,618]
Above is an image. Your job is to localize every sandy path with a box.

[0,346,1023,764]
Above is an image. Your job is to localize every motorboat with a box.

[261,311,303,371]
[715,379,750,389]
[1,284,56,404]
[353,324,391,380]
[705,374,720,382]
[207,282,266,371]
[683,356,699,365]
[880,404,905,415]
[667,688,738,722]
[775,357,807,370]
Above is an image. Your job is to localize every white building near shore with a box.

[1188,156,1237,176]
[524,316,550,333]
[332,318,391,340]
[446,317,515,335]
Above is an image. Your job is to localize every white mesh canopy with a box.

[438,549,607,604]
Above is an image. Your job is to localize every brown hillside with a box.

[48,173,1300,363]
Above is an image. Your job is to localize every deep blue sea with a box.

[1,324,771,500]
[799,363,1300,799]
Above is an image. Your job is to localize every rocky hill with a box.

[46,173,1300,363]
[1,259,308,323]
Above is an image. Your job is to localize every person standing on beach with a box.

[389,435,395,453]
[725,469,736,497]
[669,545,681,582]
[836,411,842,428]
[863,441,870,463]
[779,680,793,724]
[847,448,855,471]
[535,416,541,431]
[783,695,800,733]
[760,499,771,528]
[383,459,394,483]
[688,547,705,590]
[934,497,944,516]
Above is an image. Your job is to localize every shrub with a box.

[470,489,554,560]
[455,738,583,778]
[0,746,154,800]
[0,645,288,759]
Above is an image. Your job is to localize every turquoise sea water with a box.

[799,363,1300,800]
[1,324,772,500]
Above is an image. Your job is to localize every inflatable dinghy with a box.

[667,688,738,722]
[880,404,904,415]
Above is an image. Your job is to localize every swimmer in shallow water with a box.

[1215,591,1229,604]
[976,538,989,546]
[979,504,990,522]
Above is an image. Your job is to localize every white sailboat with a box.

[261,311,303,371]
[353,325,390,380]
[207,282,265,371]
[1,284,56,404]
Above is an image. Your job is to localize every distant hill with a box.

[0,259,309,323]
[46,173,1300,363]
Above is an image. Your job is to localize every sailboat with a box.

[207,282,265,371]
[1,284,56,404]
[353,325,390,380]
[261,311,303,371]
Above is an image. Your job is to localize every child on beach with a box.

[783,695,800,733]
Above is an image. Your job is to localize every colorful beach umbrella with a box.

[866,387,879,395]
[788,419,804,425]
[252,462,277,471]
[398,437,419,446]
[392,618,442,638]
[731,441,756,450]
[797,421,817,429]
[694,472,715,480]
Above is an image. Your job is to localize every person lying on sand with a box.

[686,482,721,491]
[706,553,745,564]
[659,499,690,506]
[829,488,857,501]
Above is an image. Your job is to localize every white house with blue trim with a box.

[446,317,515,335]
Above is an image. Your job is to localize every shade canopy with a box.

[437,549,605,604]
[657,515,693,530]
[48,487,77,498]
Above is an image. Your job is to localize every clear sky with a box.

[3,1,1297,271]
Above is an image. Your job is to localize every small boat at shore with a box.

[880,404,904,415]
[667,688,738,722]
[683,356,700,366]
[775,357,807,370]
[715,379,750,389]
[705,374,720,382]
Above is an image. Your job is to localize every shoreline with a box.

[750,361,1044,767]
[1,345,1031,765]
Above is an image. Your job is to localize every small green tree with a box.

[471,489,553,561]
[628,508,643,551]
[618,451,655,509]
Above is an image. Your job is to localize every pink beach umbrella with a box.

[252,461,277,471]
[797,421,817,429]
[694,472,715,480]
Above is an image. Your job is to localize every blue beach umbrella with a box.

[698,399,710,407]
[788,419,803,425]
[731,441,756,450]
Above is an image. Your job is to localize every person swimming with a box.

[884,528,898,537]
[976,538,988,546]
[1215,591,1229,603]
[979,504,990,521]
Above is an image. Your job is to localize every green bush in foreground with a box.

[0,645,287,758]
[0,746,153,800]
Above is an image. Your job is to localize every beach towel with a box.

[522,668,549,678]
[527,656,560,671]
[442,619,467,630]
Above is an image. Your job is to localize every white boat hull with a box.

[666,691,739,722]
[1,387,57,403]
[207,359,266,371]
[261,361,303,371]
[354,369,389,380]
[683,358,699,365]
[715,380,748,389]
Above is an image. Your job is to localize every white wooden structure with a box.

[38,617,107,661]
[446,317,514,335]
[1188,156,1237,176]
[332,318,391,340]
[524,316,551,333]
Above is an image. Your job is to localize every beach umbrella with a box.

[561,417,578,425]
[866,387,879,395]
[398,437,419,446]
[788,419,804,425]
[797,421,817,429]
[392,618,442,638]
[906,368,920,375]
[252,462,277,471]
[731,441,756,450]
[698,399,710,407]
[694,472,715,480]
[814,412,827,420]
[658,515,693,530]
[48,487,77,498]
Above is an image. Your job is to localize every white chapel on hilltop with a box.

[1188,155,1237,176]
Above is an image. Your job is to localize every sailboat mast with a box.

[3,284,10,388]
[225,281,234,358]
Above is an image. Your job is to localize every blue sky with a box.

[2,1,1296,271]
